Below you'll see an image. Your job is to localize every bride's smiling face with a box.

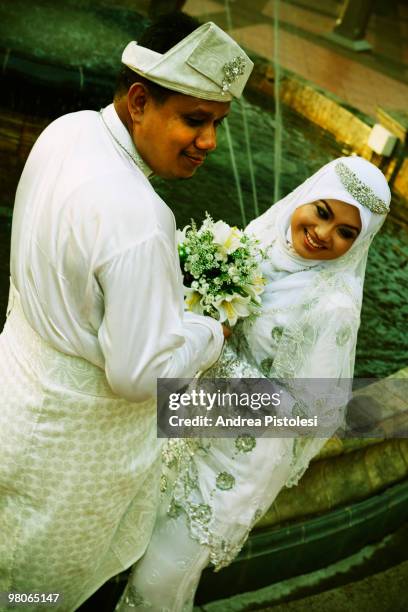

[291,198,362,260]
[130,87,230,179]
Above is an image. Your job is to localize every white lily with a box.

[177,225,191,246]
[184,288,204,315]
[213,293,252,327]
[243,274,266,298]
[212,220,243,256]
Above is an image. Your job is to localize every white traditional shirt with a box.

[10,104,223,401]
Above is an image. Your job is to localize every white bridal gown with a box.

[116,155,390,612]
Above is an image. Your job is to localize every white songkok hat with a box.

[121,22,254,101]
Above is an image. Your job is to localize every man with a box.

[0,13,253,610]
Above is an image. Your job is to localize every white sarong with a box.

[0,283,161,611]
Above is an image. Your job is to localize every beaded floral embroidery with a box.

[336,323,353,346]
[216,471,235,490]
[335,161,388,214]
[235,434,256,453]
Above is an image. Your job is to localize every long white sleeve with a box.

[97,231,223,402]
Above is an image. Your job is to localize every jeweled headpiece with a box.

[121,22,253,102]
[335,161,389,215]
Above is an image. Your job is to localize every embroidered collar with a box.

[100,104,153,179]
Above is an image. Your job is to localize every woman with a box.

[117,155,391,611]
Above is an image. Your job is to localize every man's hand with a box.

[222,324,232,339]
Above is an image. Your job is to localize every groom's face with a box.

[132,90,230,179]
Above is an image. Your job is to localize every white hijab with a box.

[243,156,391,487]
[244,155,390,376]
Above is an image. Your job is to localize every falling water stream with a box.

[273,0,283,202]
[240,98,260,217]
[224,117,247,227]
[223,0,260,224]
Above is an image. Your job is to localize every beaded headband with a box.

[335,161,389,215]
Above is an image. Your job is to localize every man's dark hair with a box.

[115,12,200,104]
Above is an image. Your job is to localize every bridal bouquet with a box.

[178,214,265,326]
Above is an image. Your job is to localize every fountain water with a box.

[240,98,260,217]
[224,117,247,226]
[273,0,283,203]
[223,0,260,223]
